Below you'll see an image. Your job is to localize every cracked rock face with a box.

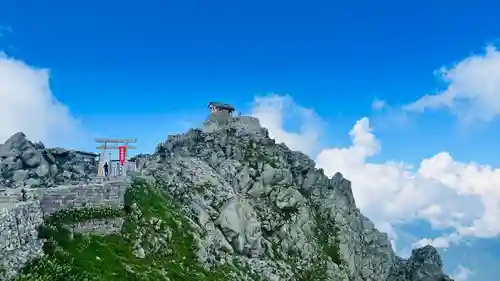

[136,112,454,281]
[0,132,98,189]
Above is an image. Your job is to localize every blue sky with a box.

[1,1,500,280]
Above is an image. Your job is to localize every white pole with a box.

[108,152,112,177]
[97,142,106,177]
[123,143,128,177]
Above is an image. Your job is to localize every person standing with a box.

[104,162,109,177]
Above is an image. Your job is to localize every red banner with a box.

[119,146,126,165]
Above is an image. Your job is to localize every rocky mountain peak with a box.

[412,245,443,266]
[1,113,453,280]
[3,132,27,145]
[135,112,454,281]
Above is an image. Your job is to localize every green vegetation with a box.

[14,179,242,281]
[315,217,343,266]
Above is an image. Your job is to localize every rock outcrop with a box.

[3,113,453,281]
[0,133,98,188]
[134,112,453,281]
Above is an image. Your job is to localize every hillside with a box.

[3,112,453,280]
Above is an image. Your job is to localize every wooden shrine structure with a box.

[208,102,235,115]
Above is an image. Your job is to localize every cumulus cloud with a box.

[250,94,322,155]
[317,119,500,247]
[0,53,81,146]
[404,45,500,122]
[253,94,500,250]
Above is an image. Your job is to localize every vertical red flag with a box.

[119,146,126,166]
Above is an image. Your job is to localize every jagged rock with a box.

[12,170,28,182]
[388,246,453,281]
[25,178,40,187]
[0,132,98,188]
[35,164,49,178]
[216,197,264,256]
[20,148,41,168]
[135,111,453,281]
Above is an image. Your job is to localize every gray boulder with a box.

[0,132,98,188]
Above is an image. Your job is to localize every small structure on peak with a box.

[208,102,235,115]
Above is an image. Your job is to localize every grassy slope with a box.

[14,179,236,281]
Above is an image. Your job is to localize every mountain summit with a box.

[135,111,453,281]
[6,111,453,281]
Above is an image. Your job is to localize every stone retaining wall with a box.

[36,181,126,216]
[0,201,44,279]
[0,180,128,279]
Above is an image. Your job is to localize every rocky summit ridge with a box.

[135,112,453,281]
[0,132,97,189]
[1,112,453,281]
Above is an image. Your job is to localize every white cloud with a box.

[253,94,500,250]
[250,94,322,155]
[0,53,81,146]
[412,233,461,249]
[452,265,473,281]
[404,44,500,122]
[372,98,387,110]
[316,118,500,247]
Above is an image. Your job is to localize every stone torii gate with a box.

[94,138,137,178]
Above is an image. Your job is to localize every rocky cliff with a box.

[4,112,453,281]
